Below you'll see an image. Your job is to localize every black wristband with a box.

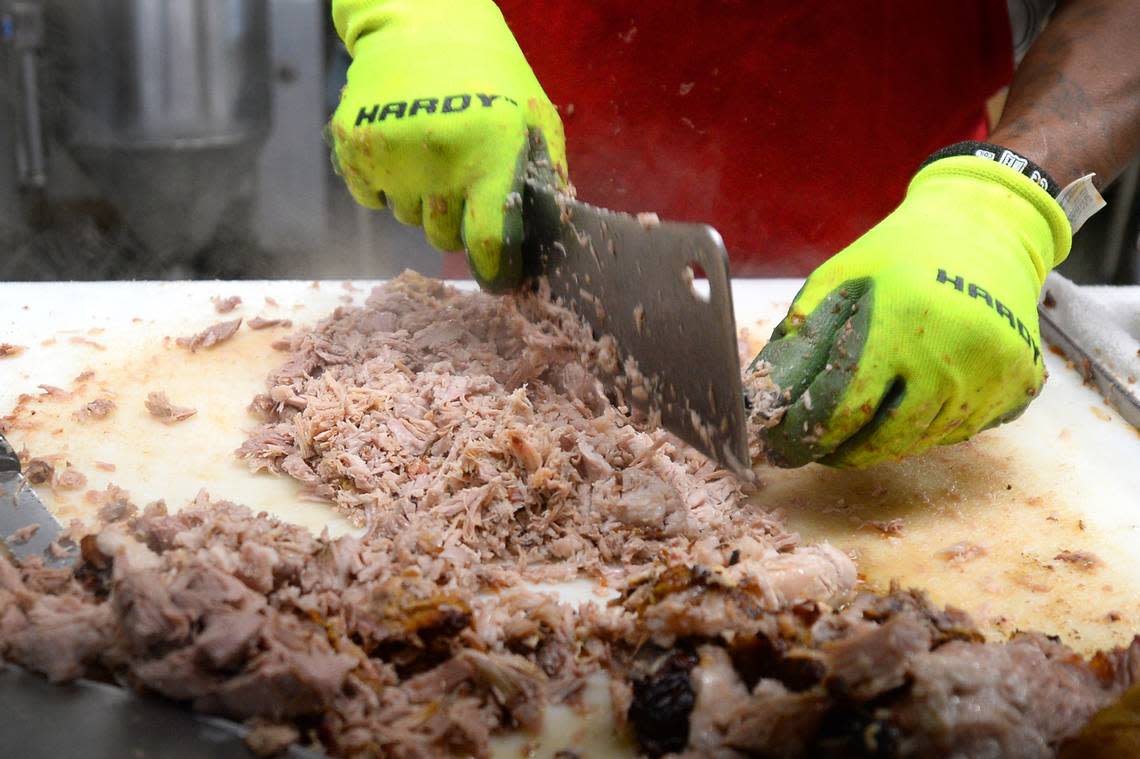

[920,141,1060,199]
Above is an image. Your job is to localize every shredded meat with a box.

[53,467,87,491]
[72,398,116,423]
[24,458,54,485]
[7,524,39,545]
[0,497,580,758]
[245,721,300,757]
[212,295,242,314]
[248,316,293,330]
[176,319,242,352]
[144,392,197,424]
[743,360,786,460]
[236,273,804,587]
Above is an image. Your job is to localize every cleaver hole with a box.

[684,261,710,302]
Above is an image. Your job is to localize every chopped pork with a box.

[248,316,293,330]
[237,273,798,586]
[144,391,197,424]
[212,295,242,314]
[24,457,53,485]
[53,467,86,491]
[72,398,116,423]
[0,498,581,758]
[7,524,39,545]
[176,319,242,352]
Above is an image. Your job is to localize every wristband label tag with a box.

[1056,174,1106,234]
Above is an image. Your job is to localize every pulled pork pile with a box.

[237,273,794,586]
[0,495,583,758]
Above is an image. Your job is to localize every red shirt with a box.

[497,1,1012,275]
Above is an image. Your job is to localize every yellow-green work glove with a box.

[329,0,567,291]
[754,151,1072,468]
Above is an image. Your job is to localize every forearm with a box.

[990,0,1140,189]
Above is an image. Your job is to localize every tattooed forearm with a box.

[990,0,1140,189]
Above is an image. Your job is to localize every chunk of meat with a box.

[176,319,242,352]
[54,468,87,491]
[24,458,53,485]
[72,398,116,422]
[7,524,40,544]
[145,391,197,424]
[248,316,293,330]
[212,295,242,313]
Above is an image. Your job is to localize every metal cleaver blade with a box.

[1,433,76,568]
[522,180,751,477]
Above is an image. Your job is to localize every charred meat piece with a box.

[628,647,698,757]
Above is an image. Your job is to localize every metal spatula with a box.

[0,433,77,568]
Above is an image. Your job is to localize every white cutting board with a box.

[2,279,1139,660]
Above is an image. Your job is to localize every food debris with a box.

[247,316,293,330]
[1055,550,1103,571]
[144,391,197,424]
[0,343,25,358]
[863,517,905,537]
[37,385,70,400]
[72,398,116,423]
[54,467,87,491]
[245,721,301,758]
[67,336,106,351]
[1090,405,1113,422]
[7,523,39,545]
[176,318,242,352]
[633,303,646,335]
[211,295,242,313]
[938,541,988,565]
[46,539,72,560]
[636,212,660,229]
[94,461,116,472]
[264,296,279,307]
[24,458,54,485]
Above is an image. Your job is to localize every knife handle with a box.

[0,433,22,474]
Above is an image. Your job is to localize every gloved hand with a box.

[329,0,567,291]
[753,155,1071,468]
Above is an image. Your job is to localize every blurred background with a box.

[0,0,1136,283]
[0,0,440,281]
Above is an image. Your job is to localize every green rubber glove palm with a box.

[753,156,1072,468]
[329,0,567,291]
